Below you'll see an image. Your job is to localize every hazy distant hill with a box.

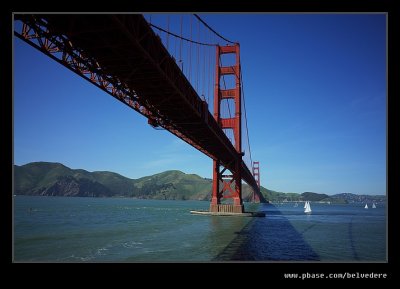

[331,193,386,204]
[14,162,385,203]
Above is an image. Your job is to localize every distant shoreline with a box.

[13,194,386,206]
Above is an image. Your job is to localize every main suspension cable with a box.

[149,23,216,47]
[194,14,237,44]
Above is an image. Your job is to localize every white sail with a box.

[304,201,307,209]
[372,203,376,209]
[304,201,312,213]
[364,203,368,209]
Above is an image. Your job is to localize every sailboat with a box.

[372,203,376,209]
[364,203,368,209]
[294,202,298,207]
[304,201,312,214]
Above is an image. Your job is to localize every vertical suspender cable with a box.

[208,44,211,105]
[196,19,200,93]
[179,15,183,71]
[241,63,253,167]
[202,26,206,101]
[174,17,177,61]
[166,15,170,51]
[189,16,192,82]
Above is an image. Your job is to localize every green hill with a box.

[131,170,211,200]
[14,162,214,199]
[14,162,130,197]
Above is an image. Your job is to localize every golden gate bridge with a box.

[14,14,266,214]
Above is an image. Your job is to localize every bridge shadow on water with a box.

[213,203,320,261]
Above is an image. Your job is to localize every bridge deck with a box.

[15,14,261,195]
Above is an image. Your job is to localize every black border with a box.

[1,9,13,268]
[2,0,397,282]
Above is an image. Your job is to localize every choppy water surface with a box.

[13,196,386,262]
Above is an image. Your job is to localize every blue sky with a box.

[14,14,386,195]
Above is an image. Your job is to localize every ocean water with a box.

[13,196,386,262]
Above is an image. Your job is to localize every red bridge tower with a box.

[252,161,260,203]
[210,44,244,214]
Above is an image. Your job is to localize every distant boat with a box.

[304,201,312,214]
[294,202,298,207]
[372,203,376,209]
[364,203,368,209]
[304,202,307,209]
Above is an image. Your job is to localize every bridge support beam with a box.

[210,159,244,213]
[210,44,244,214]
